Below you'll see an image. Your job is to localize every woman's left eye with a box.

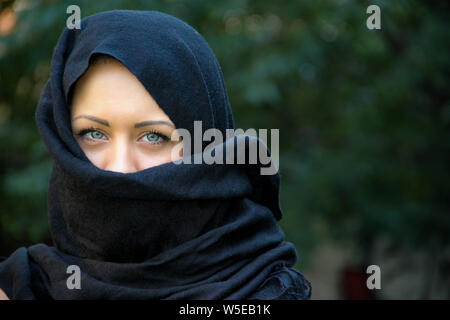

[141,132,167,144]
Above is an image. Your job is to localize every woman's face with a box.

[71,59,181,173]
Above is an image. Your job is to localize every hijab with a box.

[0,10,311,299]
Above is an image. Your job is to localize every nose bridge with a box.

[105,136,137,173]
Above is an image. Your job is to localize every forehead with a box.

[70,61,172,121]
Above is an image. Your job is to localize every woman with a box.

[0,10,311,300]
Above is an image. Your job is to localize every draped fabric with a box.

[0,10,311,300]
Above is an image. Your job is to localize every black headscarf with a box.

[0,10,311,300]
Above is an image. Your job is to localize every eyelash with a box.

[75,127,170,144]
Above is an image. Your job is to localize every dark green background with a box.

[1,0,449,298]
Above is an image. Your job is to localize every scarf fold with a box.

[0,10,311,300]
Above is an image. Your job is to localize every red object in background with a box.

[341,266,376,300]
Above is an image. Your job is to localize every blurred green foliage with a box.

[0,0,449,268]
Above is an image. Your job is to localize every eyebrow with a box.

[134,121,175,129]
[72,115,175,128]
[72,115,109,126]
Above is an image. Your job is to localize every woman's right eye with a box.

[89,131,105,139]
[78,129,107,140]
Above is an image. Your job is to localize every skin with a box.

[0,60,185,299]
[0,288,8,300]
[70,58,182,173]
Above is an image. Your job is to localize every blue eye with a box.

[142,132,162,143]
[140,131,170,144]
[86,130,106,140]
[77,128,107,140]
